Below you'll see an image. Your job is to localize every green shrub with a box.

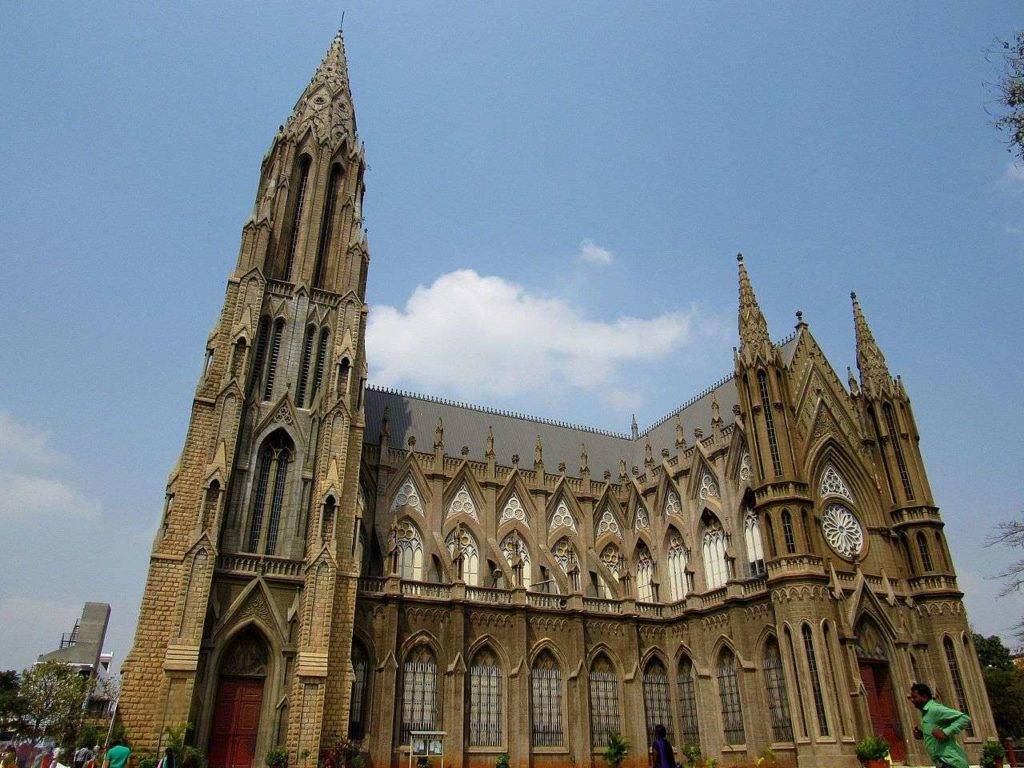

[678,743,701,766]
[495,755,510,768]
[981,739,1006,768]
[137,754,158,768]
[601,731,629,768]
[855,736,890,761]
[266,747,288,768]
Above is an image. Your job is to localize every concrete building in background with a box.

[119,30,996,768]
[38,602,115,716]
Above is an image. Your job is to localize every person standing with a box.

[650,724,676,768]
[73,745,91,768]
[909,683,972,768]
[101,740,130,768]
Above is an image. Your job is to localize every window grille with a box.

[500,494,528,526]
[247,448,274,552]
[763,640,793,742]
[249,316,270,396]
[785,628,809,738]
[757,371,783,476]
[531,653,563,747]
[677,657,700,746]
[296,326,315,407]
[883,403,914,499]
[589,657,621,747]
[664,490,682,518]
[349,642,369,739]
[668,534,688,600]
[446,485,480,522]
[916,532,933,572]
[781,510,796,554]
[552,538,577,575]
[311,330,329,400]
[264,450,289,554]
[943,637,973,736]
[262,319,284,401]
[283,157,310,280]
[642,660,673,746]
[702,526,728,589]
[313,164,343,289]
[717,651,745,745]
[468,649,502,747]
[400,647,437,745]
[744,509,766,575]
[801,625,829,736]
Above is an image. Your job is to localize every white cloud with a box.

[367,269,702,402]
[1002,160,1024,184]
[577,239,614,265]
[0,596,82,670]
[0,411,100,520]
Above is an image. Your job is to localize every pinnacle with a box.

[736,253,771,359]
[850,291,892,396]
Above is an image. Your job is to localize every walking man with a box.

[650,724,676,768]
[908,683,972,768]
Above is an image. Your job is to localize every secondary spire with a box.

[736,253,773,365]
[851,291,893,399]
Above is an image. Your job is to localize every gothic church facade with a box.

[120,32,996,768]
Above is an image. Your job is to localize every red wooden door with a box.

[208,678,264,768]
[859,661,906,762]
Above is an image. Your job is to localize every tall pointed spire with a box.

[284,29,355,149]
[851,291,894,399]
[736,253,773,365]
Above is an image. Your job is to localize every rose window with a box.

[821,503,864,559]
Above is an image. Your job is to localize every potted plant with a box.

[981,739,1006,768]
[678,744,701,767]
[601,731,629,768]
[855,736,890,768]
[266,748,288,768]
[495,755,511,768]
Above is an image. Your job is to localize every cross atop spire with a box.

[283,29,356,149]
[736,253,773,366]
[851,291,894,399]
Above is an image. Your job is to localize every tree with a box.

[989,32,1024,163]
[19,661,89,745]
[0,670,23,739]
[973,633,1024,739]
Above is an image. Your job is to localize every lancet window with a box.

[883,403,914,499]
[717,649,745,746]
[393,519,423,581]
[445,526,480,586]
[702,523,728,590]
[636,544,655,603]
[531,651,563,747]
[943,637,973,735]
[916,531,933,572]
[262,318,285,401]
[744,508,766,575]
[313,163,343,289]
[500,531,531,589]
[348,640,369,739]
[802,625,829,736]
[400,646,438,745]
[677,656,700,746]
[781,509,796,554]
[282,155,311,280]
[246,430,293,555]
[758,370,783,476]
[468,647,502,747]
[642,658,673,746]
[763,637,794,742]
[667,533,689,601]
[311,329,329,401]
[588,655,621,747]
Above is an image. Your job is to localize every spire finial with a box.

[736,253,772,365]
[851,291,893,399]
[283,29,355,145]
[631,414,639,439]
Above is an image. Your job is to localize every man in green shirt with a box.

[909,683,972,768]
[101,740,131,768]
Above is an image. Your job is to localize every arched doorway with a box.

[208,628,269,768]
[855,619,906,762]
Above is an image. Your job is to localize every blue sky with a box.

[1,2,1022,671]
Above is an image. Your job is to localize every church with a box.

[119,31,996,768]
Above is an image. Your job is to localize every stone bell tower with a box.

[120,31,370,765]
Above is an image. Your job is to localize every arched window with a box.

[802,624,829,736]
[348,640,370,739]
[900,533,915,574]
[822,623,845,734]
[552,537,578,576]
[757,370,783,476]
[600,544,622,582]
[667,533,689,601]
[744,507,765,575]
[763,637,793,742]
[717,649,745,746]
[500,531,531,590]
[588,655,621,747]
[943,637,973,735]
[636,544,655,603]
[394,519,424,581]
[916,531,933,572]
[296,325,315,408]
[246,431,293,554]
[765,514,778,559]
[785,626,809,738]
[531,651,563,747]
[468,647,502,747]
[677,656,700,746]
[311,329,330,402]
[282,155,311,281]
[320,495,336,541]
[781,510,796,554]
[337,356,351,398]
[702,523,728,590]
[934,532,948,570]
[230,337,247,380]
[445,526,480,586]
[202,480,220,531]
[248,316,271,396]
[642,658,672,746]
[883,403,914,499]
[400,646,437,745]
[313,163,343,289]
[262,318,285,401]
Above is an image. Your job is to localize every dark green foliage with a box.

[601,731,629,768]
[991,32,1024,163]
[981,739,1006,768]
[855,736,890,761]
[972,633,1024,738]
